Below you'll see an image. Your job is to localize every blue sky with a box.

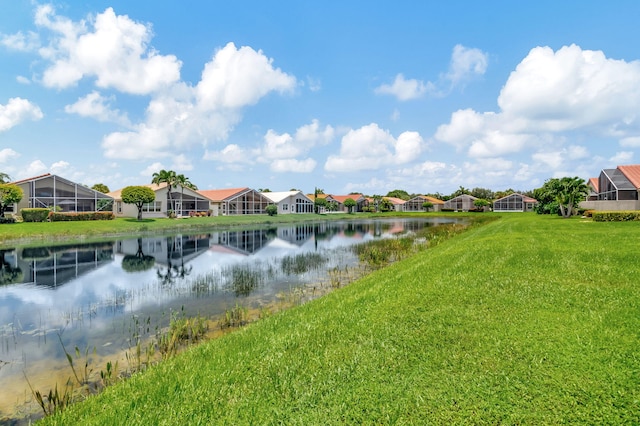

[2,1,640,195]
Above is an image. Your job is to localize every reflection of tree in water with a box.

[122,238,156,273]
[0,249,23,285]
[157,236,192,286]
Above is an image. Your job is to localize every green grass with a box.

[36,214,640,424]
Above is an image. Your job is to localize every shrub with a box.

[0,216,16,224]
[265,205,278,216]
[592,211,640,222]
[21,208,50,222]
[48,211,115,222]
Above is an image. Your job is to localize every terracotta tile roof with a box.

[330,194,363,203]
[588,177,599,192]
[306,193,329,201]
[383,197,406,205]
[618,165,640,189]
[197,187,249,202]
[421,195,445,205]
[10,173,51,185]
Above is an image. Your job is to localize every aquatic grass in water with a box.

[280,252,328,275]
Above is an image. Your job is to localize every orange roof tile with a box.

[418,195,445,205]
[330,194,363,203]
[10,173,51,185]
[197,187,249,202]
[618,165,640,189]
[383,197,406,205]
[588,177,599,192]
[108,183,168,199]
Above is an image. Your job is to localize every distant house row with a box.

[5,173,544,219]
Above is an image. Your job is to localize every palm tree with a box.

[543,176,588,218]
[151,170,177,216]
[0,173,11,184]
[175,174,198,216]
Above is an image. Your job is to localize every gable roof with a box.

[108,183,168,200]
[588,177,599,192]
[617,165,640,189]
[261,190,310,203]
[410,195,445,205]
[10,173,52,185]
[494,193,537,203]
[383,196,406,205]
[197,187,251,202]
[330,194,364,203]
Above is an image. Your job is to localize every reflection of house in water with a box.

[274,224,315,246]
[115,234,211,267]
[15,243,115,288]
[208,229,272,255]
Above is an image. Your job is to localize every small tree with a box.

[121,186,156,220]
[265,204,278,216]
[422,201,434,212]
[314,197,327,214]
[344,198,356,214]
[0,184,23,218]
[91,183,110,194]
[473,199,490,212]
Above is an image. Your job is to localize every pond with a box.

[0,216,460,420]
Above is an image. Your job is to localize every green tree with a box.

[386,189,410,200]
[0,184,23,218]
[151,169,177,215]
[0,173,11,184]
[344,198,356,214]
[314,197,327,214]
[121,186,156,220]
[473,199,490,211]
[451,186,470,198]
[91,183,110,193]
[174,174,198,216]
[265,204,278,216]
[379,198,394,212]
[539,177,588,218]
[471,187,495,200]
[422,201,434,212]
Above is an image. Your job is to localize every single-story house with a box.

[261,191,314,214]
[404,195,445,212]
[443,194,478,211]
[306,193,330,213]
[580,165,640,211]
[109,183,210,219]
[329,194,367,213]
[493,193,538,212]
[586,177,599,201]
[9,173,113,215]
[198,187,272,216]
[383,197,406,212]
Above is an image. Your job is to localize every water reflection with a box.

[0,217,460,419]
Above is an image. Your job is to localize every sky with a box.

[2,1,640,196]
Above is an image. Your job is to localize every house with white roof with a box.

[260,190,314,214]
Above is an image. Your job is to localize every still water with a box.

[0,217,457,419]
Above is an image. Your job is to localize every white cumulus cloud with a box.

[0,148,20,164]
[0,97,43,132]
[35,5,181,94]
[374,74,431,101]
[65,91,130,126]
[325,123,424,172]
[445,44,488,86]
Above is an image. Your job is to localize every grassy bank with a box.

[40,214,639,424]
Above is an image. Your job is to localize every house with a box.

[493,193,538,212]
[261,191,314,214]
[329,194,367,213]
[580,165,640,211]
[197,187,271,216]
[10,173,113,215]
[109,183,210,218]
[404,195,445,212]
[443,194,478,211]
[382,197,406,212]
[306,193,330,213]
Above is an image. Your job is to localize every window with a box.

[283,203,288,211]
[142,201,162,212]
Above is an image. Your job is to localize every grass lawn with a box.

[39,213,640,424]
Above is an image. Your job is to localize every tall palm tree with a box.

[174,174,198,216]
[151,169,177,216]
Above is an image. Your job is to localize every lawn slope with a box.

[42,214,640,425]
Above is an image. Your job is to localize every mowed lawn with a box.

[42,214,640,425]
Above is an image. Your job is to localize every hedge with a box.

[21,208,51,222]
[48,211,115,221]
[592,211,640,222]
